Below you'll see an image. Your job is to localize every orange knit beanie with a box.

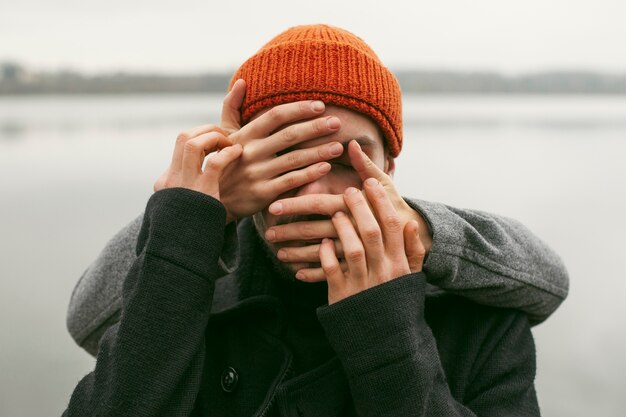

[230,24,403,157]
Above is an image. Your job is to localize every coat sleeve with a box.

[316,273,540,417]
[406,198,569,324]
[63,188,227,417]
[66,210,239,356]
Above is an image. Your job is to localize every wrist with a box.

[317,273,426,356]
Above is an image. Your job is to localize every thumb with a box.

[221,79,246,134]
[404,221,426,273]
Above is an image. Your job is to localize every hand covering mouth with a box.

[275,214,331,226]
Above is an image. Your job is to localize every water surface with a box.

[1,94,624,417]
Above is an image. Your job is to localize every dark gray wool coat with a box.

[63,188,540,417]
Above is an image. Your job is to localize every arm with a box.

[66,213,239,356]
[314,173,538,416]
[64,189,227,416]
[67,195,566,356]
[268,140,568,322]
[66,214,141,356]
[64,118,242,414]
[406,198,568,324]
[317,273,540,417]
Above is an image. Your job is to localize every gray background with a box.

[1,1,625,415]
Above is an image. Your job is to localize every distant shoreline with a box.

[2,63,626,95]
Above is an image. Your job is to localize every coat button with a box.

[221,366,239,393]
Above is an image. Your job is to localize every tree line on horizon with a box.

[2,62,626,94]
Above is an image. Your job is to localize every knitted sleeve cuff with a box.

[316,273,427,366]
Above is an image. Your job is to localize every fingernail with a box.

[277,249,287,260]
[265,229,276,241]
[334,211,346,218]
[326,117,340,130]
[269,202,282,214]
[329,142,343,156]
[344,187,359,195]
[365,178,379,187]
[295,271,306,280]
[318,162,331,174]
[311,101,324,112]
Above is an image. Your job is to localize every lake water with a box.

[1,94,625,416]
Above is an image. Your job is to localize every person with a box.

[63,25,567,416]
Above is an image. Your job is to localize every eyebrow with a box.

[348,135,377,148]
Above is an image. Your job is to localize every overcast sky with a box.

[1,0,624,74]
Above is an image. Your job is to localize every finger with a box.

[268,194,347,217]
[332,211,367,279]
[266,219,337,244]
[348,139,409,222]
[348,140,392,186]
[266,162,331,199]
[297,259,348,283]
[277,244,321,263]
[260,141,344,178]
[181,132,231,180]
[404,220,426,273]
[259,115,341,157]
[317,238,345,286]
[240,100,327,138]
[153,169,169,192]
[277,240,344,263]
[363,177,404,253]
[343,187,385,269]
[171,124,230,173]
[203,143,244,175]
[287,262,321,272]
[221,79,246,133]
